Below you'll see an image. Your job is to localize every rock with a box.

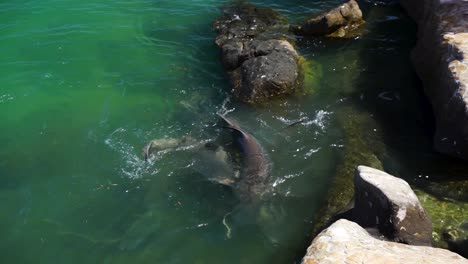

[213,1,288,47]
[214,2,303,104]
[415,188,468,256]
[400,0,468,160]
[230,40,301,103]
[293,0,365,38]
[353,165,432,246]
[302,219,468,264]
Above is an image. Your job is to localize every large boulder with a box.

[293,0,365,38]
[400,0,468,160]
[353,166,432,246]
[302,219,468,264]
[214,2,303,104]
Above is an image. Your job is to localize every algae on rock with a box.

[311,106,385,235]
[414,189,468,250]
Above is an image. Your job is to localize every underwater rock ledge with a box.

[400,0,468,161]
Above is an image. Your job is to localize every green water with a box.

[1,0,466,263]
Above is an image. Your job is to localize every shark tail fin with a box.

[217,114,240,130]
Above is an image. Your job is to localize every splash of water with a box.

[104,127,157,179]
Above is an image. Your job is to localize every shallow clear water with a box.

[1,0,466,263]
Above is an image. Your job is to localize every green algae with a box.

[414,189,468,248]
[1,0,465,263]
[298,57,322,96]
[326,19,366,38]
[311,106,385,235]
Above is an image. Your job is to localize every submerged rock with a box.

[353,166,432,246]
[415,189,468,257]
[445,221,468,258]
[422,179,468,203]
[400,0,468,160]
[302,219,468,264]
[293,0,365,38]
[214,1,303,104]
[310,106,384,236]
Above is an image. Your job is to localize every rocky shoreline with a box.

[300,0,468,260]
[301,166,467,263]
[211,0,467,261]
[213,0,364,104]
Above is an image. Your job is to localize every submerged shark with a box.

[215,114,271,203]
[142,114,281,240]
[143,114,271,202]
[143,136,198,161]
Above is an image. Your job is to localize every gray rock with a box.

[214,2,303,104]
[293,0,364,38]
[229,40,301,103]
[400,0,468,160]
[353,165,433,246]
[302,219,468,264]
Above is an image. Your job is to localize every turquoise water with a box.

[1,0,466,263]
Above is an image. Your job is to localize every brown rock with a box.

[302,219,468,264]
[294,0,364,38]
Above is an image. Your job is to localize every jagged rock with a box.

[400,0,468,160]
[214,2,303,104]
[293,0,364,38]
[302,219,468,264]
[353,166,432,246]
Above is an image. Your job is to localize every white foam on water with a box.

[303,110,332,131]
[274,109,331,132]
[217,97,235,116]
[104,127,160,179]
[0,93,15,103]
